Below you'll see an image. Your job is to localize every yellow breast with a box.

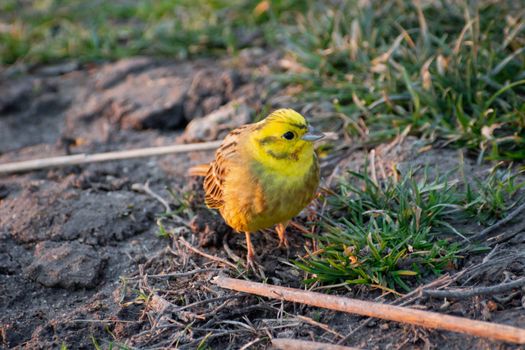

[219,146,319,233]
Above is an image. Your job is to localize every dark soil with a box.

[1,53,524,349]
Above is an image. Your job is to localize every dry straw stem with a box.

[0,140,223,175]
[213,276,525,344]
[272,338,361,350]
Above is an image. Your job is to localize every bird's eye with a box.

[282,131,295,140]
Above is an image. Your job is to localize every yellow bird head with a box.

[249,109,324,169]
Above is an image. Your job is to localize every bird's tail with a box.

[188,163,210,177]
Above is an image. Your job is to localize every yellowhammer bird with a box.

[189,108,324,267]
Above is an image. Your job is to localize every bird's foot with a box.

[245,253,265,278]
[278,236,289,249]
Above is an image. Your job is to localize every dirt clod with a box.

[26,241,106,289]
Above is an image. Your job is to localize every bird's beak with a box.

[301,125,325,142]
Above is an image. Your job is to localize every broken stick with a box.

[467,200,525,243]
[272,338,360,350]
[212,276,525,344]
[424,277,525,299]
[0,140,222,175]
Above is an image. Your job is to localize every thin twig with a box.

[460,251,525,286]
[213,276,525,344]
[179,330,244,350]
[296,315,345,339]
[70,319,140,324]
[177,237,238,270]
[424,277,525,299]
[132,181,171,212]
[174,295,241,312]
[223,232,243,263]
[467,201,525,242]
[482,244,500,264]
[0,140,223,175]
[127,268,223,280]
[201,304,275,329]
[199,297,239,320]
[487,220,525,245]
[239,337,265,350]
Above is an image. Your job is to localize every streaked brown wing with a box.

[203,156,227,208]
[203,125,251,209]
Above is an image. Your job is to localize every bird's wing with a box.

[203,125,251,209]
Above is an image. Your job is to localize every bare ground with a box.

[0,53,524,349]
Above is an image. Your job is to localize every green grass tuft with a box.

[296,163,523,292]
[296,167,463,292]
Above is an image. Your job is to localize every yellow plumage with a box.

[191,108,323,266]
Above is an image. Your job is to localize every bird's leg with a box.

[243,232,266,278]
[244,231,256,268]
[276,222,289,248]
